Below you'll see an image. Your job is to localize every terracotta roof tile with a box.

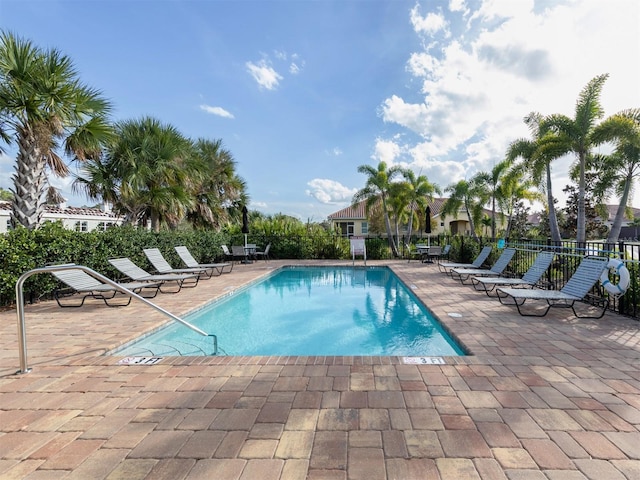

[328,197,448,219]
[0,201,121,218]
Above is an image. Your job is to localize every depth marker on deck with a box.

[402,357,445,365]
[117,356,163,365]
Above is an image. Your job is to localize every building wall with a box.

[0,202,124,233]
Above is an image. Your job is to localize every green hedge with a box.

[0,223,392,307]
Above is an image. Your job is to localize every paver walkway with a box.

[0,260,638,479]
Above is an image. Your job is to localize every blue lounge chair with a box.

[471,251,554,295]
[450,248,516,283]
[496,256,609,318]
[438,245,492,274]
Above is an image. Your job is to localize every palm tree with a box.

[540,74,610,244]
[399,168,441,240]
[507,112,564,243]
[388,181,411,245]
[497,166,542,239]
[470,161,513,240]
[186,138,248,230]
[590,109,640,243]
[480,215,492,236]
[469,171,493,237]
[104,117,195,232]
[0,187,13,201]
[0,31,113,229]
[353,161,402,257]
[441,179,485,242]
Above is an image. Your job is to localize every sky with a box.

[1,0,639,222]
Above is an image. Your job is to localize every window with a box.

[337,221,355,237]
[361,222,368,234]
[75,221,88,232]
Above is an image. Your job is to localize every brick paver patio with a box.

[0,260,638,479]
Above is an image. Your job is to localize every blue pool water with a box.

[114,266,465,357]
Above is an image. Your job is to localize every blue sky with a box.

[1,0,639,221]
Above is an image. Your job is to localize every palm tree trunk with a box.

[606,173,632,243]
[151,210,160,232]
[577,151,587,244]
[546,164,562,243]
[11,129,47,229]
[381,197,399,257]
[491,196,496,240]
[406,207,414,240]
[464,201,480,242]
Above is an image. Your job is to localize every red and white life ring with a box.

[600,258,630,296]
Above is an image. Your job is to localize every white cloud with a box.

[410,5,449,36]
[448,0,468,14]
[200,104,235,119]
[382,0,640,204]
[372,138,403,164]
[306,179,357,204]
[289,62,301,75]
[246,60,283,90]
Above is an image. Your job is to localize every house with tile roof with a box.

[0,201,124,233]
[328,197,505,237]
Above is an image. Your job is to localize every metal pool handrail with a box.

[15,264,217,374]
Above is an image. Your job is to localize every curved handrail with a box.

[15,264,217,374]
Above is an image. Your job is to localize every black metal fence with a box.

[404,234,640,321]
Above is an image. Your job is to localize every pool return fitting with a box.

[14,264,218,374]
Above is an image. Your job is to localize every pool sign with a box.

[403,356,445,365]
[117,356,163,365]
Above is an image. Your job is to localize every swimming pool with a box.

[113,266,465,357]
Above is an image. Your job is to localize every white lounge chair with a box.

[143,248,214,278]
[175,245,233,273]
[471,251,554,295]
[109,257,200,293]
[438,245,492,273]
[450,248,516,283]
[496,256,609,318]
[52,267,161,307]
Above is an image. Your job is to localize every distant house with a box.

[527,204,640,234]
[328,197,505,237]
[0,201,124,234]
[603,205,640,240]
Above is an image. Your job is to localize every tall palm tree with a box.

[186,138,248,230]
[590,109,640,243]
[399,168,441,239]
[540,74,610,244]
[470,161,513,240]
[507,112,564,242]
[0,31,113,229]
[388,183,410,245]
[353,161,402,256]
[105,117,195,232]
[497,166,542,239]
[442,179,485,242]
[469,171,497,238]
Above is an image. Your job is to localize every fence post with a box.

[618,240,627,315]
